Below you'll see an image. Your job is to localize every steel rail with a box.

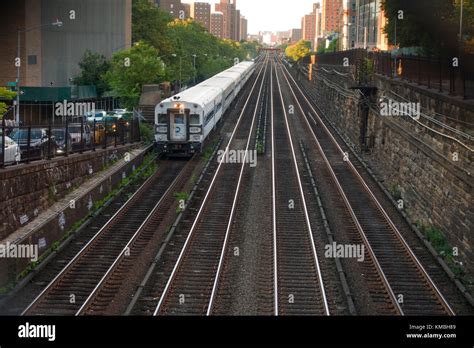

[206,54,270,315]
[273,60,330,316]
[153,58,268,316]
[280,62,454,316]
[75,157,195,316]
[22,157,163,316]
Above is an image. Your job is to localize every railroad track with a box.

[75,156,200,315]
[128,56,269,316]
[278,61,454,316]
[22,158,190,316]
[270,60,329,316]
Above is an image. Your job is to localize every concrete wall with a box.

[0,1,26,86]
[41,0,132,86]
[0,0,131,88]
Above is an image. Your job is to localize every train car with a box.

[155,61,255,156]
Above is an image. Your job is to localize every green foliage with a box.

[390,183,402,201]
[285,40,311,62]
[72,50,110,97]
[132,0,173,54]
[381,0,473,55]
[68,0,260,111]
[139,122,154,144]
[416,222,465,278]
[165,20,255,83]
[202,142,216,163]
[317,40,326,54]
[105,41,166,110]
[0,87,16,119]
[326,38,339,53]
[241,41,261,59]
[454,0,474,53]
[174,192,189,213]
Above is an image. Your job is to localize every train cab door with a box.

[170,110,187,142]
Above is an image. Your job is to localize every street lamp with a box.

[15,19,63,124]
[169,54,200,91]
[170,53,182,91]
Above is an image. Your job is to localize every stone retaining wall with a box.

[0,145,140,240]
[309,65,473,274]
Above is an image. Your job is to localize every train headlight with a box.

[189,127,201,134]
[190,135,201,142]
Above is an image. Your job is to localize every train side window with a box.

[158,114,167,124]
[190,114,200,125]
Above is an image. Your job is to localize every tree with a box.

[285,40,311,62]
[381,0,473,56]
[0,88,16,120]
[132,0,173,55]
[317,40,326,54]
[326,38,339,53]
[72,50,110,97]
[105,41,166,109]
[131,1,258,87]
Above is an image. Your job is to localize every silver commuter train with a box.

[155,61,255,156]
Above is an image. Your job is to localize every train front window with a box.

[174,115,184,124]
[158,114,167,124]
[190,114,200,125]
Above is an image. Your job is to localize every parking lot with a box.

[0,116,141,168]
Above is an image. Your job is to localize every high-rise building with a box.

[240,16,248,42]
[290,29,302,43]
[341,0,357,50]
[157,0,188,19]
[235,9,241,41]
[190,2,211,31]
[355,0,388,50]
[211,12,224,39]
[301,3,321,49]
[0,0,132,87]
[321,0,343,36]
[215,0,239,41]
[183,3,191,18]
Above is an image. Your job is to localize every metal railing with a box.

[0,118,141,168]
[314,49,474,99]
[372,52,474,99]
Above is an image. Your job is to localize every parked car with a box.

[9,128,57,160]
[68,123,92,150]
[0,135,21,163]
[86,110,107,123]
[51,128,72,155]
[113,109,128,115]
[92,123,106,145]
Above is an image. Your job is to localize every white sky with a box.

[182,0,320,34]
